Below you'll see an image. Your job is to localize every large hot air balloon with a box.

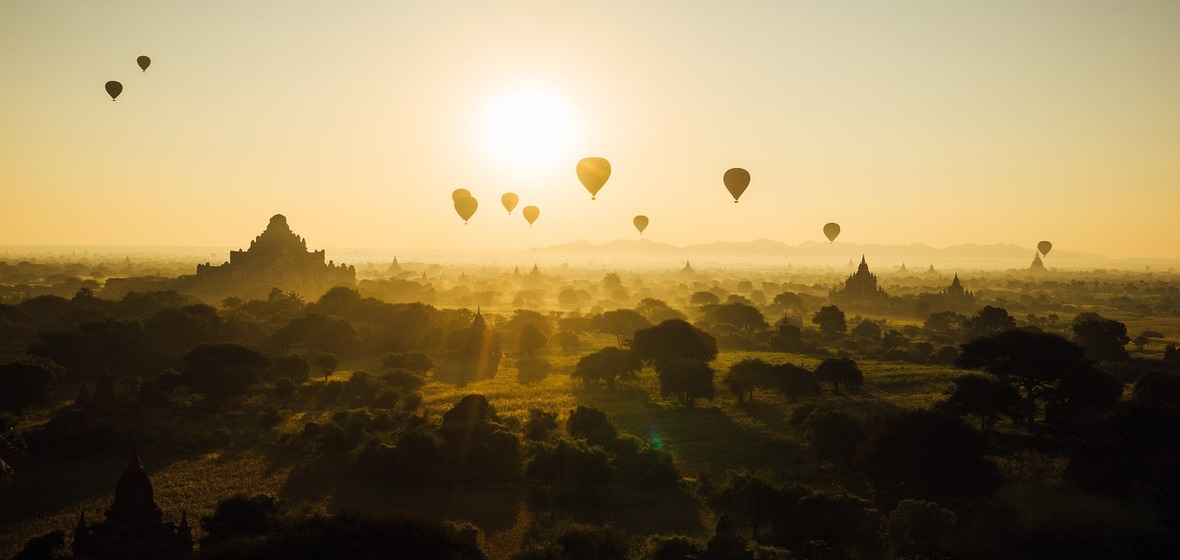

[723,168,750,203]
[105,81,122,101]
[633,215,649,234]
[1037,241,1052,256]
[576,157,611,200]
[454,196,478,224]
[501,193,519,215]
[823,223,841,243]
[452,188,471,203]
[137,56,151,72]
[522,205,540,226]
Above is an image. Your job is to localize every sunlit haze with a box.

[2,1,1178,259]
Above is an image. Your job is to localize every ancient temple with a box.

[1030,251,1047,272]
[831,256,889,306]
[54,374,136,436]
[180,214,355,299]
[942,273,976,310]
[72,446,193,559]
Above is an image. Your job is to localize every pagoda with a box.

[182,214,355,299]
[72,446,193,559]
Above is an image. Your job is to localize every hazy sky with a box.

[2,1,1178,259]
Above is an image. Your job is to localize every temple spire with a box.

[130,441,142,471]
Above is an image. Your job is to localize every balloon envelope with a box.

[454,197,478,223]
[452,188,471,203]
[633,215,649,234]
[723,168,750,202]
[501,193,519,214]
[1037,241,1052,256]
[137,56,151,72]
[522,205,540,225]
[105,81,122,100]
[823,222,841,243]
[576,157,611,200]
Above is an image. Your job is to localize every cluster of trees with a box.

[573,319,720,406]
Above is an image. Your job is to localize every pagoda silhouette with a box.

[72,445,192,559]
[179,214,355,299]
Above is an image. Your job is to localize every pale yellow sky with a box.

[2,1,1178,258]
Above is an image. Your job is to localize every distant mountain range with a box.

[526,238,1177,270]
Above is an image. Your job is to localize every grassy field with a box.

[0,350,972,559]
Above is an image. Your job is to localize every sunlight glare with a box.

[482,89,576,170]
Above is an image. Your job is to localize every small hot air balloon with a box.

[137,56,151,72]
[454,196,478,224]
[452,188,471,203]
[522,205,540,226]
[823,222,841,243]
[501,193,519,215]
[105,81,123,101]
[633,215,649,234]
[577,157,611,200]
[723,168,750,203]
[1038,241,1052,256]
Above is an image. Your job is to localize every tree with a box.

[201,494,281,545]
[634,298,686,324]
[777,362,820,400]
[813,357,863,394]
[0,359,61,413]
[1071,312,1130,362]
[855,410,999,507]
[879,500,957,560]
[269,313,358,356]
[936,374,1025,430]
[957,329,1117,427]
[631,319,718,371]
[315,353,339,382]
[525,439,616,503]
[566,406,619,448]
[690,291,721,306]
[271,354,311,384]
[145,304,221,354]
[571,347,642,389]
[964,306,1016,339]
[773,291,804,309]
[182,343,271,398]
[591,309,650,345]
[723,358,778,401]
[381,351,434,373]
[812,306,847,338]
[851,319,883,341]
[658,358,716,406]
[804,409,866,468]
[518,324,548,357]
[700,302,768,333]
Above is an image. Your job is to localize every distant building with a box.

[942,273,976,309]
[72,446,193,559]
[54,374,136,436]
[179,214,355,299]
[831,256,889,306]
[386,256,403,276]
[682,260,695,274]
[1030,252,1047,272]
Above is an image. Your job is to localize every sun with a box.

[482,88,576,170]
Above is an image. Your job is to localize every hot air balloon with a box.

[501,193,519,215]
[522,205,540,226]
[576,157,611,200]
[105,81,122,101]
[454,196,478,224]
[137,56,151,72]
[1038,241,1052,256]
[723,168,750,203]
[633,215,649,234]
[823,222,841,243]
[452,188,471,203]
